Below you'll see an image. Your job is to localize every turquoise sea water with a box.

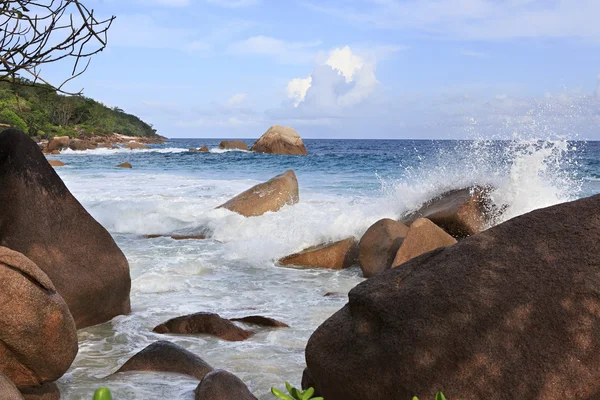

[47,138,599,399]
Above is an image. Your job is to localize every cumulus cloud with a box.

[286,77,312,107]
[283,46,379,112]
[228,36,321,64]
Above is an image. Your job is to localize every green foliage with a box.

[93,387,113,400]
[0,109,28,133]
[271,382,323,400]
[0,78,157,138]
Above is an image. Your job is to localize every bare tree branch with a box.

[0,0,115,95]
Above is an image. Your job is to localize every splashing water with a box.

[49,136,590,399]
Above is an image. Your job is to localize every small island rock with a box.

[250,125,307,155]
[217,170,299,217]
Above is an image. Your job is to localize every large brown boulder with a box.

[195,370,257,400]
[46,136,70,152]
[0,247,77,389]
[401,186,495,239]
[153,312,255,341]
[219,140,248,151]
[0,373,25,400]
[250,125,307,155]
[392,218,457,267]
[305,194,600,400]
[279,238,359,270]
[0,129,131,328]
[358,219,409,278]
[217,170,299,217]
[115,341,213,381]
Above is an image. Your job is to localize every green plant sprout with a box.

[93,387,113,400]
[271,382,323,400]
[414,392,448,400]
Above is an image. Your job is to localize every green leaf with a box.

[312,398,324,400]
[436,392,447,400]
[290,387,302,400]
[302,387,315,400]
[412,397,419,400]
[93,387,112,400]
[271,387,294,400]
[285,382,293,393]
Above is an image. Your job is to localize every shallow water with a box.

[50,138,600,399]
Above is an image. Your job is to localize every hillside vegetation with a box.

[0,79,158,138]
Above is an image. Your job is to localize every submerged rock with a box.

[145,234,207,240]
[153,312,255,341]
[125,142,149,150]
[0,247,77,389]
[305,194,600,400]
[219,140,248,151]
[217,170,299,217]
[250,125,307,155]
[68,139,97,151]
[189,146,209,153]
[279,238,359,270]
[47,160,65,167]
[116,162,133,168]
[401,186,496,238]
[392,218,457,266]
[0,129,131,328]
[0,373,23,400]
[115,341,213,381]
[358,219,409,278]
[195,370,257,400]
[230,316,289,328]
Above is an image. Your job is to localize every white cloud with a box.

[307,0,600,41]
[284,46,380,112]
[228,35,322,64]
[596,73,600,98]
[325,46,364,82]
[286,77,312,107]
[206,0,260,8]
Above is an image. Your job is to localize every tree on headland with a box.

[0,0,114,94]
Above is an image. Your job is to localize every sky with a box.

[42,0,600,139]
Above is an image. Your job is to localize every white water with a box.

[52,138,583,399]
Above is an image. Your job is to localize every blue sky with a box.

[45,0,600,139]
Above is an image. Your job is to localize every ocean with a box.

[49,138,600,399]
